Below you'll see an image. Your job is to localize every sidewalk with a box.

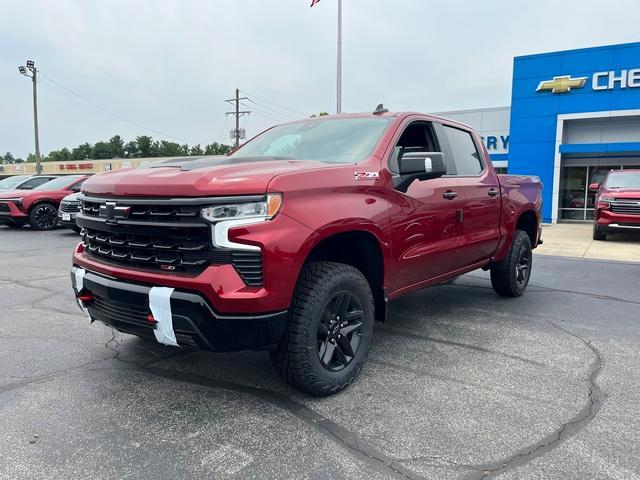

[535,223,640,263]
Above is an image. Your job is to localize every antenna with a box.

[373,103,389,115]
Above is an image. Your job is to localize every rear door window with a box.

[442,126,483,176]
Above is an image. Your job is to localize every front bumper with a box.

[71,266,288,351]
[0,201,27,222]
[595,209,640,232]
[58,210,78,228]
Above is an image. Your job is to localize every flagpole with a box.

[336,0,342,114]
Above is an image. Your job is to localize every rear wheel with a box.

[271,262,374,396]
[490,230,532,297]
[592,224,607,241]
[29,203,58,231]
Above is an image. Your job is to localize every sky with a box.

[1,0,639,158]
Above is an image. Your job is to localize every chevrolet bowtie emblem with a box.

[99,202,131,223]
[536,75,588,94]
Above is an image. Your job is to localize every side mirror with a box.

[588,182,600,192]
[395,152,447,192]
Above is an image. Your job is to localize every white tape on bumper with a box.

[149,286,179,347]
[73,267,91,320]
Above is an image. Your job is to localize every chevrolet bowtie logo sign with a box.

[536,75,588,94]
[99,202,131,223]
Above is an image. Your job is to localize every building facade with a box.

[441,42,640,224]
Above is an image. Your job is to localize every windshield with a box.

[231,117,393,164]
[34,175,83,190]
[605,172,640,189]
[0,175,31,189]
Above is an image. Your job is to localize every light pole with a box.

[336,0,342,114]
[18,60,42,175]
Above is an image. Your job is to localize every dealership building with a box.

[439,41,640,224]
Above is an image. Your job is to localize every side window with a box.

[20,177,50,189]
[388,122,438,173]
[442,126,483,176]
[70,179,85,192]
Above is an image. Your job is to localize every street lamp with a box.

[18,60,42,175]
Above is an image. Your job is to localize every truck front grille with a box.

[77,195,264,285]
[611,200,640,215]
[60,201,80,213]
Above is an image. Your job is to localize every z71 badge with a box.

[354,172,379,180]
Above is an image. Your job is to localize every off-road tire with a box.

[270,262,375,396]
[592,224,607,241]
[490,230,532,297]
[29,203,58,231]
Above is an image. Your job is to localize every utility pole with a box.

[18,60,42,174]
[225,88,251,148]
[336,0,342,114]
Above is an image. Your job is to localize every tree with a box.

[124,141,137,157]
[190,144,204,156]
[135,136,154,158]
[204,142,231,155]
[72,143,93,160]
[46,148,71,162]
[108,135,125,158]
[158,140,182,157]
[92,142,112,159]
[2,152,15,164]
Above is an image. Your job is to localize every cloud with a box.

[1,0,639,157]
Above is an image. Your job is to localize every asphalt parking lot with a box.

[1,226,639,480]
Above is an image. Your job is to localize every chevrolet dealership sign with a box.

[537,69,640,93]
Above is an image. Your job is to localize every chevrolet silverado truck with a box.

[0,175,88,229]
[590,169,640,240]
[70,111,542,396]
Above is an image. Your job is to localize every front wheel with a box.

[490,230,532,297]
[29,203,58,231]
[592,224,607,241]
[271,262,375,396]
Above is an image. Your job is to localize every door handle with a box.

[488,188,499,197]
[443,191,458,200]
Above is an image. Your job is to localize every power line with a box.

[240,90,307,116]
[240,102,291,123]
[41,73,201,144]
[244,102,296,121]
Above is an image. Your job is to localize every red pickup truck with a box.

[0,175,88,230]
[590,169,640,240]
[71,111,542,395]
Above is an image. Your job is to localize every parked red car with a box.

[0,175,88,230]
[591,169,640,240]
[71,111,542,395]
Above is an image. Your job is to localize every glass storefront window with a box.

[559,164,628,221]
[560,166,587,209]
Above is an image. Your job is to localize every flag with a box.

[310,0,320,6]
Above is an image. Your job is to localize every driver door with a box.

[386,120,463,293]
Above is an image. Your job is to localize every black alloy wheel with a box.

[30,204,58,230]
[317,291,364,372]
[270,261,375,396]
[515,249,530,287]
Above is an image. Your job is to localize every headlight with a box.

[598,195,615,203]
[201,193,282,223]
[3,198,22,206]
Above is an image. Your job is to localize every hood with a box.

[603,188,640,198]
[0,189,29,199]
[62,192,82,202]
[81,156,334,197]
